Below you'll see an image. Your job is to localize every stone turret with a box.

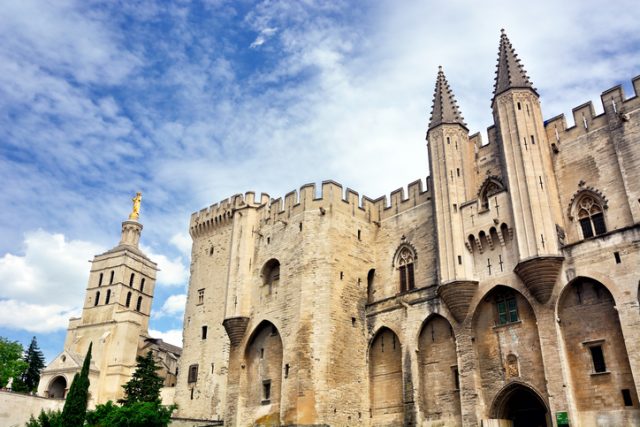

[427,67,478,322]
[491,30,564,303]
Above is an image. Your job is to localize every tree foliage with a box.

[13,336,46,393]
[118,351,164,405]
[86,401,176,427]
[25,409,62,427]
[0,336,27,388]
[61,343,92,427]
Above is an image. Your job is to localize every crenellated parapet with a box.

[189,192,270,237]
[544,75,640,145]
[190,178,433,238]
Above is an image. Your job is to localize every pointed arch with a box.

[418,314,461,423]
[393,244,417,293]
[489,381,549,423]
[558,277,638,412]
[477,175,505,210]
[368,327,403,425]
[239,320,283,425]
[568,188,608,239]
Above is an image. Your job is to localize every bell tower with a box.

[491,30,564,303]
[38,193,159,405]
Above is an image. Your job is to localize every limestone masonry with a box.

[174,30,640,426]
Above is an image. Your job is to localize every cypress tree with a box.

[119,351,164,405]
[13,336,45,393]
[61,343,92,427]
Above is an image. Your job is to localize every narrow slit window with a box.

[129,273,135,287]
[590,345,607,373]
[614,252,621,264]
[188,364,198,383]
[202,325,208,340]
[126,292,132,308]
[136,296,142,312]
[140,278,145,293]
[262,380,271,403]
[98,273,103,287]
[622,389,633,406]
[94,291,100,306]
[105,289,111,305]
[109,271,114,284]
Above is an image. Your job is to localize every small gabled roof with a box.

[492,29,537,104]
[428,66,467,131]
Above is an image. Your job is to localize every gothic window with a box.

[109,271,114,284]
[136,296,142,312]
[140,278,145,293]
[496,293,518,325]
[576,196,606,238]
[94,291,100,306]
[262,259,280,286]
[105,289,111,305]
[188,364,198,383]
[197,289,205,305]
[129,273,135,287]
[478,177,504,211]
[396,246,416,293]
[98,273,103,287]
[126,292,132,308]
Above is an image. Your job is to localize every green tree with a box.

[86,401,175,427]
[118,351,164,405]
[61,343,92,427]
[13,336,46,393]
[0,336,27,388]
[25,409,62,427]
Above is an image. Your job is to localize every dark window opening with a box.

[190,388,194,400]
[136,296,142,312]
[458,255,462,265]
[577,196,606,238]
[129,273,135,287]
[517,102,521,110]
[622,389,633,406]
[94,291,100,306]
[209,246,214,255]
[614,251,621,264]
[109,271,114,284]
[496,294,518,325]
[299,222,302,231]
[188,364,198,383]
[590,345,607,373]
[530,135,535,145]
[211,363,214,373]
[357,229,361,240]
[446,137,450,144]
[98,273,103,287]
[140,278,145,293]
[267,237,270,244]
[284,364,290,379]
[263,259,280,286]
[105,289,111,305]
[260,348,264,359]
[262,380,271,403]
[197,289,204,305]
[126,292,132,308]
[456,168,460,177]
[351,317,356,326]
[453,367,460,390]
[202,326,208,340]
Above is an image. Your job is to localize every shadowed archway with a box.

[47,375,67,399]
[491,382,549,427]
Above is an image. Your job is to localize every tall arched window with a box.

[109,271,114,284]
[125,292,132,308]
[140,278,145,293]
[98,273,103,287]
[129,273,135,287]
[94,291,100,306]
[396,246,416,293]
[105,289,111,305]
[576,195,606,238]
[136,296,143,312]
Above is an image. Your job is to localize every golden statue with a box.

[129,192,142,220]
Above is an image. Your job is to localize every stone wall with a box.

[0,391,64,427]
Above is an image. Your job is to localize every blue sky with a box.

[1,0,639,362]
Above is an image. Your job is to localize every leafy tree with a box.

[0,336,27,388]
[118,351,164,405]
[25,409,62,427]
[61,343,92,427]
[13,336,46,393]
[86,401,176,427]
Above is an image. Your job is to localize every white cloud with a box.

[249,27,278,48]
[170,232,192,258]
[0,300,80,333]
[149,328,183,347]
[141,245,189,287]
[155,294,186,318]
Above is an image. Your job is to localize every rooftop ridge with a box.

[428,66,467,131]
[492,29,536,104]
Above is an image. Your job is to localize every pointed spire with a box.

[428,66,467,131]
[492,29,536,103]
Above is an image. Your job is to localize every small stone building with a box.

[174,30,640,426]
[38,213,181,406]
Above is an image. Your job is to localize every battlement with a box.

[544,75,640,143]
[190,178,433,237]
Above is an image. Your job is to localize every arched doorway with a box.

[369,327,403,426]
[48,376,67,399]
[492,383,549,427]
